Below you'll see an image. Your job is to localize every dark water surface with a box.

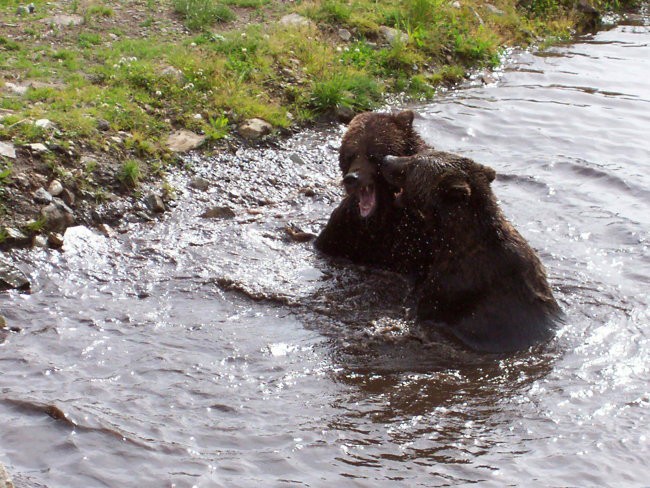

[1,15,649,488]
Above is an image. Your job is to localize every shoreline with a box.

[0,0,638,257]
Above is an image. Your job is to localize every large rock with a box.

[0,258,30,291]
[200,206,236,219]
[42,14,84,26]
[379,26,408,45]
[166,130,205,152]
[238,118,272,140]
[0,141,16,159]
[279,13,313,28]
[41,199,74,232]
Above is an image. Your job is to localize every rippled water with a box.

[1,15,649,487]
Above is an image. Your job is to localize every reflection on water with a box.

[1,15,649,488]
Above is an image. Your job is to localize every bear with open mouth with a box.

[315,110,433,276]
[380,151,563,352]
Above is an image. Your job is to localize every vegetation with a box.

[0,0,639,213]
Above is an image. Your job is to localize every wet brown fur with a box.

[381,151,563,352]
[315,110,432,274]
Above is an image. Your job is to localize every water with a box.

[1,15,649,487]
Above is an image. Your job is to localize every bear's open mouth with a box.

[358,184,376,218]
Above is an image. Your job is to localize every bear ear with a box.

[482,165,496,183]
[380,155,411,187]
[394,110,415,130]
[441,175,472,201]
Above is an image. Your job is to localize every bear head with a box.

[338,110,426,218]
[380,151,497,231]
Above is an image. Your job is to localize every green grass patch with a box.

[173,0,236,30]
[118,159,142,188]
[78,32,102,48]
[310,72,381,113]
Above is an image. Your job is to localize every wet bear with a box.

[381,151,563,353]
[314,110,431,275]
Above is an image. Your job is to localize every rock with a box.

[60,188,76,207]
[338,28,352,41]
[189,176,210,191]
[279,13,313,28]
[42,14,84,26]
[41,200,74,232]
[28,143,49,153]
[161,66,184,83]
[238,118,272,140]
[0,141,16,159]
[200,206,236,219]
[335,105,356,123]
[4,82,28,96]
[33,187,53,204]
[48,179,64,196]
[166,129,205,152]
[485,3,505,15]
[97,118,110,131]
[145,193,165,213]
[451,1,461,8]
[35,118,56,130]
[480,71,498,84]
[289,153,305,165]
[48,232,64,249]
[379,26,408,45]
[97,223,117,238]
[32,234,48,248]
[0,258,30,291]
[3,227,30,246]
[0,463,14,488]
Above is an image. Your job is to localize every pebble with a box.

[47,232,64,249]
[338,28,352,41]
[189,176,210,191]
[0,258,30,291]
[48,179,64,196]
[33,187,53,204]
[28,143,49,153]
[239,118,272,140]
[0,141,16,159]
[200,206,236,219]
[145,193,166,213]
[166,130,206,152]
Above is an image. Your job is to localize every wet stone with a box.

[3,227,30,246]
[32,234,48,248]
[33,187,53,204]
[189,176,210,191]
[41,201,74,232]
[200,206,236,219]
[0,258,30,291]
[145,193,166,213]
[48,232,64,249]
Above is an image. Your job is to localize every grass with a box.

[173,0,236,30]
[118,159,143,188]
[0,0,635,213]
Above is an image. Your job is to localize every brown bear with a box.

[314,110,432,276]
[380,151,563,353]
